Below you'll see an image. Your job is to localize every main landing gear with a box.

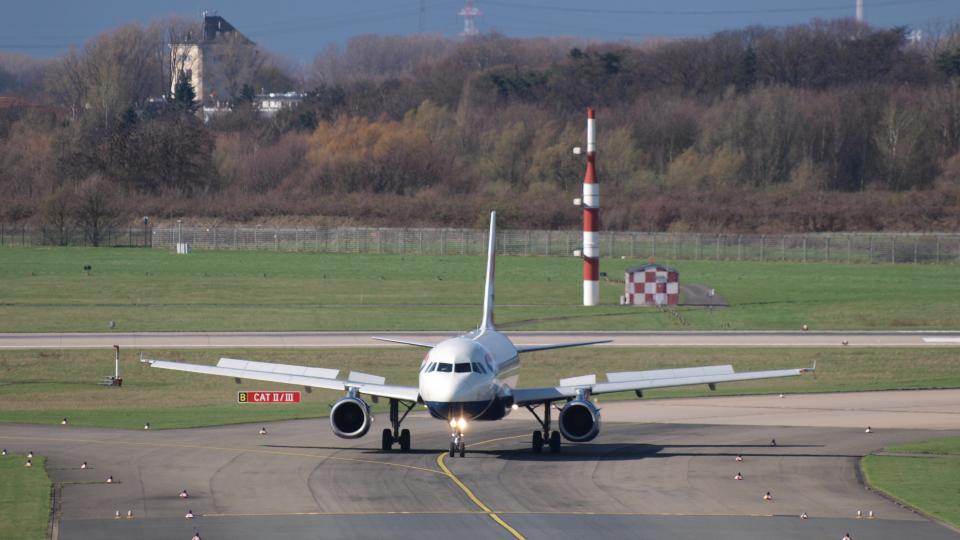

[381,399,415,452]
[527,401,561,454]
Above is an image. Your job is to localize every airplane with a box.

[143,211,814,457]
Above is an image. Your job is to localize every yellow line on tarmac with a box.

[465,434,527,448]
[436,451,526,540]
[0,434,444,476]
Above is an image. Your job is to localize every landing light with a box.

[457,418,467,430]
[511,404,519,410]
[449,418,457,428]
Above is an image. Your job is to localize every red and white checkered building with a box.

[622,264,679,306]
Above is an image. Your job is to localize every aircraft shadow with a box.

[262,442,839,463]
[261,444,443,456]
[480,443,849,463]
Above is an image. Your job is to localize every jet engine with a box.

[558,398,601,442]
[330,395,372,439]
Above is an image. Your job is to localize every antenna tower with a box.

[459,0,481,37]
[855,0,864,23]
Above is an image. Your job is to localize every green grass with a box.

[2,347,959,430]
[883,437,960,455]
[863,438,960,528]
[0,247,958,331]
[0,454,50,540]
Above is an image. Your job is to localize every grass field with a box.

[0,454,50,540]
[1,347,959,429]
[862,437,960,528]
[0,247,958,332]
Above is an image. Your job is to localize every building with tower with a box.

[169,14,255,110]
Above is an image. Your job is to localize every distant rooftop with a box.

[173,14,252,45]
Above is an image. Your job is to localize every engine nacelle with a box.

[558,398,601,442]
[329,395,372,439]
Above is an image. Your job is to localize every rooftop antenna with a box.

[459,0,481,37]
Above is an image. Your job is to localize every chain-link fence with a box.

[0,224,153,248]
[2,223,958,264]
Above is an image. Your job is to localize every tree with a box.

[173,70,196,109]
[73,174,121,246]
[46,24,163,129]
[207,33,262,103]
[937,49,960,78]
[239,83,256,103]
[735,46,758,93]
[39,184,76,245]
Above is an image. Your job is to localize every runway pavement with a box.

[2,391,959,540]
[1,330,960,349]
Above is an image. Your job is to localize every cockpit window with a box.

[471,362,485,373]
[436,363,453,373]
[454,362,471,373]
[425,362,436,373]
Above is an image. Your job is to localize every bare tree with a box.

[207,33,262,103]
[39,184,76,245]
[73,174,121,246]
[46,24,163,128]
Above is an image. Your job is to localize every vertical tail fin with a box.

[481,211,496,331]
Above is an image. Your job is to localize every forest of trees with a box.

[1,18,960,235]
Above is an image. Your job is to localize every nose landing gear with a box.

[449,431,466,458]
[448,417,467,457]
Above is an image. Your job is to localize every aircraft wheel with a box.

[532,430,543,453]
[381,428,393,451]
[449,442,456,458]
[459,441,465,458]
[549,430,561,453]
[399,429,411,452]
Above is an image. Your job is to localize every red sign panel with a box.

[238,391,301,403]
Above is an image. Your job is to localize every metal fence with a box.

[154,225,958,264]
[0,224,152,248]
[1,223,958,264]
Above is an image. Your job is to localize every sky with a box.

[0,0,956,63]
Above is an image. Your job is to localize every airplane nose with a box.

[420,374,492,405]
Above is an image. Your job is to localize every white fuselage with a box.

[418,328,519,421]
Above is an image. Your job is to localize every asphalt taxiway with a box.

[2,390,959,540]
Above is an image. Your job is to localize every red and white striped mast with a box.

[582,107,599,306]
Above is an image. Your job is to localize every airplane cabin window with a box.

[454,362,471,373]
[437,363,453,373]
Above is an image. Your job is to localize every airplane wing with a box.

[142,357,420,402]
[371,336,438,348]
[508,363,814,406]
[515,339,612,353]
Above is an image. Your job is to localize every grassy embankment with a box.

[2,347,959,429]
[862,437,960,528]
[0,454,50,540]
[0,247,959,332]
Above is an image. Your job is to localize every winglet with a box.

[801,360,816,373]
[480,211,496,331]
